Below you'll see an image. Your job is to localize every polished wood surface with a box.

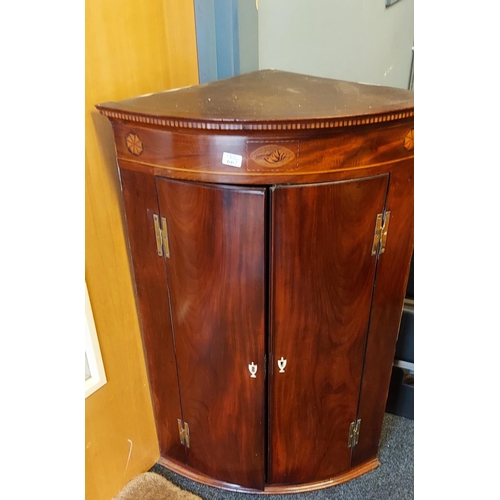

[158,455,379,494]
[85,0,198,498]
[109,120,413,185]
[352,161,414,467]
[98,70,414,493]
[97,69,413,130]
[156,179,267,489]
[264,458,379,494]
[269,176,389,485]
[119,168,185,462]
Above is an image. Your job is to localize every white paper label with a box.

[222,152,243,168]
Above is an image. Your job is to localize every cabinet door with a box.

[156,178,266,490]
[269,175,389,485]
[120,168,186,463]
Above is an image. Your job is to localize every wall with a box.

[194,0,259,83]
[258,0,414,89]
[238,0,259,75]
[85,1,198,499]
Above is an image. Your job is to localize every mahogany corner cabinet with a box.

[96,70,414,494]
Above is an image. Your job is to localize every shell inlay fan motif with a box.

[126,133,143,156]
[250,144,295,167]
[403,129,414,151]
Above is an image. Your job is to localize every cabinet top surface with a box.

[96,70,414,131]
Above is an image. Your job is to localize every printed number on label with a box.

[222,152,243,168]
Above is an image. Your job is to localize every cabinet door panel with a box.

[352,163,414,466]
[156,178,266,490]
[269,175,388,485]
[119,168,186,462]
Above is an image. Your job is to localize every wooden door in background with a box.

[85,0,199,496]
[269,175,389,485]
[156,178,267,489]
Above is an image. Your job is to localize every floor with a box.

[150,413,413,500]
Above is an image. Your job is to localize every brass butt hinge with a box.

[177,419,190,448]
[371,211,391,257]
[348,418,361,448]
[153,214,171,258]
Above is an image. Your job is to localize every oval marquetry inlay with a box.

[250,144,295,167]
[126,133,143,156]
[403,129,414,151]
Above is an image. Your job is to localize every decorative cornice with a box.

[98,109,414,131]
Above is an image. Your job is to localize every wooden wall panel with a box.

[85,1,198,500]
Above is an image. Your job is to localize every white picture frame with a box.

[85,284,107,398]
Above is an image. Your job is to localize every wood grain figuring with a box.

[119,168,185,462]
[96,69,413,130]
[85,0,199,498]
[158,456,379,494]
[117,156,412,188]
[269,175,389,485]
[156,179,267,489]
[97,69,414,493]
[110,120,413,185]
[352,161,414,467]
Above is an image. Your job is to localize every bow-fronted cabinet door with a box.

[156,178,267,490]
[268,174,389,485]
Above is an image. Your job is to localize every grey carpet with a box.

[150,413,413,500]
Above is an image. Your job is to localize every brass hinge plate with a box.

[348,418,361,448]
[371,211,391,257]
[177,419,190,448]
[153,214,171,258]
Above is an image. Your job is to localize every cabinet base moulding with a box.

[157,456,380,494]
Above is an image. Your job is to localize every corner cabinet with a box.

[96,70,414,494]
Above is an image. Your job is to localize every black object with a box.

[395,308,414,363]
[405,253,414,299]
[386,367,414,420]
[386,252,414,420]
